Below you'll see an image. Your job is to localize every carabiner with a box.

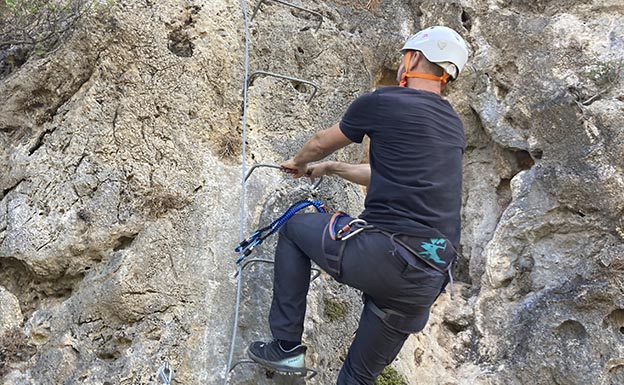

[336,218,369,239]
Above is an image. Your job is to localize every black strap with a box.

[321,221,348,277]
[365,296,427,333]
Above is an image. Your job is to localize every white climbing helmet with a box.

[400,26,469,80]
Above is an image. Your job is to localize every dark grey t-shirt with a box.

[339,86,465,246]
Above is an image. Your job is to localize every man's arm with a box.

[307,161,370,187]
[281,123,352,177]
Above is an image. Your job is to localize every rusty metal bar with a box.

[229,358,319,379]
[244,163,323,190]
[250,0,323,32]
[247,70,319,103]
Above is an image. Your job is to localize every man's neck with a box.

[405,78,442,95]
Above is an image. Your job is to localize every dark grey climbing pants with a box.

[268,213,448,385]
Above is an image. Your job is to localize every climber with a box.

[248,26,469,384]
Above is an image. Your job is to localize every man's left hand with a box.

[281,159,308,178]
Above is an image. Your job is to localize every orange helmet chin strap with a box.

[399,51,449,87]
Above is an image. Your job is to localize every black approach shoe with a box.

[248,340,307,374]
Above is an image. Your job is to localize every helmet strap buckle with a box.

[400,51,449,87]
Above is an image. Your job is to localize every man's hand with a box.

[306,161,336,183]
[307,161,371,186]
[281,158,308,178]
[281,123,353,179]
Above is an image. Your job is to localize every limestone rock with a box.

[1,0,623,384]
[0,286,22,335]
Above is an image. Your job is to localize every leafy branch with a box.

[571,60,624,107]
[0,0,104,74]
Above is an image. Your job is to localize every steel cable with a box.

[223,0,251,383]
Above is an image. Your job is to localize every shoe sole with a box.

[247,349,306,376]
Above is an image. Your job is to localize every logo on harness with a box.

[418,238,447,265]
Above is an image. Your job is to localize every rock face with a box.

[0,0,623,384]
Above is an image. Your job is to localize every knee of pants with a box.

[278,220,295,240]
[278,213,316,241]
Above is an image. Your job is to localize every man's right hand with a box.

[306,161,336,183]
[307,161,371,187]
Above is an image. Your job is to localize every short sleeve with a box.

[339,92,377,143]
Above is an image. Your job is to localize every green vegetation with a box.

[375,366,408,385]
[576,60,624,105]
[586,60,623,88]
[0,328,36,377]
[0,0,110,75]
[142,188,192,218]
[323,297,348,322]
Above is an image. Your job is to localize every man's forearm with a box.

[327,161,371,187]
[292,132,331,165]
[292,123,352,166]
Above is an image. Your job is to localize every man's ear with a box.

[407,51,421,72]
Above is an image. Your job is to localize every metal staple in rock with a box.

[158,362,174,385]
[250,0,323,32]
[247,70,319,103]
[244,163,323,188]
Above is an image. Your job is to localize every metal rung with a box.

[229,359,319,379]
[247,70,319,103]
[251,0,323,32]
[235,257,321,282]
[225,257,322,384]
[244,163,323,190]
[244,163,282,181]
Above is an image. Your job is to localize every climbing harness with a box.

[235,199,327,264]
[325,213,458,276]
[322,213,460,330]
[158,362,174,385]
[321,211,459,290]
